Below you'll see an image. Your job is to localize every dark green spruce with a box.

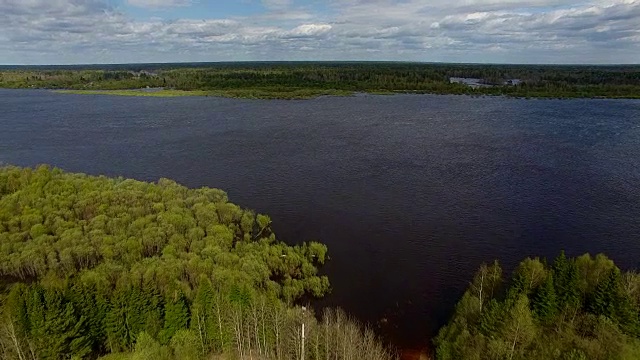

[435,252,640,360]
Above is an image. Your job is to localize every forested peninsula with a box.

[1,62,640,99]
[2,165,640,360]
[0,166,393,360]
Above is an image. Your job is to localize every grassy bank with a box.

[56,89,209,97]
[56,88,355,99]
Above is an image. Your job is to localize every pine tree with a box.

[26,285,47,356]
[588,268,640,336]
[553,251,569,283]
[35,288,87,359]
[479,298,505,336]
[553,252,581,311]
[564,263,581,309]
[105,288,133,351]
[66,282,107,355]
[589,268,619,318]
[614,291,640,337]
[160,289,190,344]
[532,273,557,322]
[141,282,164,340]
[508,272,527,300]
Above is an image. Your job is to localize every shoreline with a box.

[50,88,640,100]
[3,63,639,100]
[54,88,356,100]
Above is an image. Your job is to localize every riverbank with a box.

[54,88,640,100]
[4,62,640,100]
[56,88,355,99]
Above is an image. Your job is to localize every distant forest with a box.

[1,62,639,99]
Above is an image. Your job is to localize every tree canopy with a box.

[0,166,398,360]
[435,252,640,360]
[0,165,329,301]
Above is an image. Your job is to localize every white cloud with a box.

[0,0,638,64]
[287,24,332,37]
[126,0,193,8]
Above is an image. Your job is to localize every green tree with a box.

[160,289,190,344]
[589,268,619,318]
[510,258,546,297]
[532,273,557,322]
[469,261,502,314]
[553,251,581,312]
[191,277,214,355]
[35,288,89,359]
[500,295,536,360]
[170,329,201,360]
[131,332,172,360]
[66,282,108,354]
[478,298,505,336]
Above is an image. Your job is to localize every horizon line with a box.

[2,60,640,68]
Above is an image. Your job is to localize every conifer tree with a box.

[141,282,164,340]
[587,268,640,336]
[479,298,505,336]
[160,289,190,344]
[553,252,580,311]
[589,268,618,318]
[37,288,88,359]
[25,286,47,355]
[105,288,133,351]
[66,282,107,354]
[532,273,557,322]
[614,291,640,337]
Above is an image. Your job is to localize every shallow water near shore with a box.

[1,89,640,347]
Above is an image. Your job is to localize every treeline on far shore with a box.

[1,62,639,99]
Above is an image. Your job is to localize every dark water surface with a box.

[1,89,640,346]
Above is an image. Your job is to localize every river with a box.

[1,89,640,347]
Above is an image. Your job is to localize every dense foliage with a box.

[1,62,639,99]
[0,165,328,300]
[0,166,394,360]
[435,252,640,360]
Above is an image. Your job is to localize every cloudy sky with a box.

[1,0,639,65]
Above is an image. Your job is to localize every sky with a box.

[0,0,639,65]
